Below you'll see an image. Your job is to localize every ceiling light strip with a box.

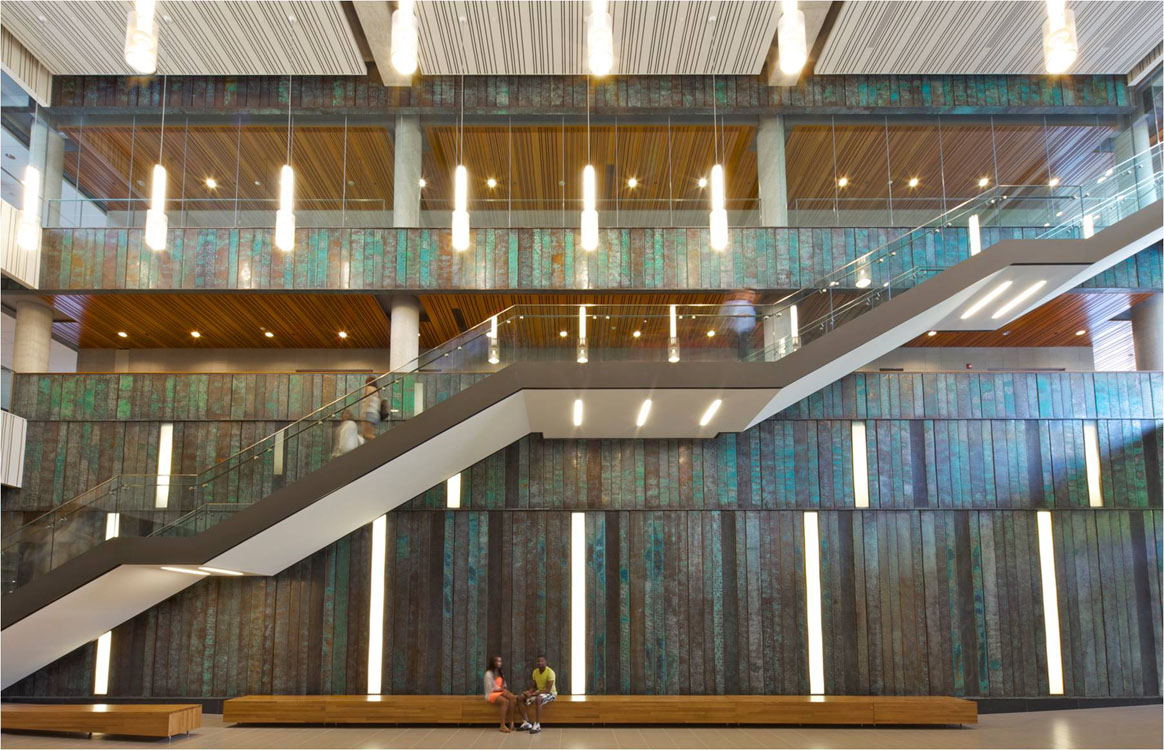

[959,280,1013,320]
[991,280,1047,320]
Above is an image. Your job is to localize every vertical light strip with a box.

[570,512,586,694]
[1082,214,1095,239]
[1083,422,1103,507]
[105,511,120,540]
[447,473,462,509]
[154,422,173,508]
[803,512,825,695]
[93,632,112,695]
[968,214,982,255]
[273,428,285,476]
[1036,511,1064,695]
[668,304,679,363]
[851,422,869,508]
[367,514,387,694]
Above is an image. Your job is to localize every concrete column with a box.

[1131,294,1162,371]
[757,116,789,226]
[393,115,422,227]
[389,294,420,372]
[11,300,53,373]
[1131,117,1159,206]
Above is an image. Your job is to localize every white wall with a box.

[865,346,1095,372]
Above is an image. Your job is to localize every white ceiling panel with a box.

[816,0,1163,75]
[416,0,780,75]
[0,0,366,76]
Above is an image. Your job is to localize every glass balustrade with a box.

[3,145,1160,593]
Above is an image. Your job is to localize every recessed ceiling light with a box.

[264,331,274,338]
[978,177,990,187]
[162,14,171,23]
[559,330,568,338]
[136,179,145,186]
[287,14,296,22]
[254,180,261,186]
[837,177,849,188]
[698,177,708,188]
[1048,177,1060,187]
[636,399,652,427]
[627,177,638,189]
[205,177,217,189]
[190,331,201,338]
[708,14,717,22]
[338,331,349,339]
[908,177,919,188]
[347,180,355,186]
[1075,329,1086,336]
[699,399,722,427]
[486,177,497,189]
[418,178,427,188]
[37,14,46,22]
[458,15,467,22]
[573,399,584,427]
[160,566,208,576]
[706,330,716,337]
[960,280,1013,320]
[117,331,128,338]
[632,330,641,338]
[927,330,937,337]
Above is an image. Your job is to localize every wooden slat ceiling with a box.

[0,1,365,76]
[416,1,779,75]
[45,293,391,349]
[907,292,1149,348]
[816,0,1163,75]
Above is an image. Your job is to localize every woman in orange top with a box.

[483,655,526,732]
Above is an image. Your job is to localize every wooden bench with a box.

[1,703,202,739]
[224,694,976,726]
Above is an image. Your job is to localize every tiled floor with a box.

[1,705,1160,749]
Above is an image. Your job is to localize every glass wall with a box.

[30,108,1133,230]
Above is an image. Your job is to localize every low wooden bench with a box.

[1,703,202,738]
[224,694,976,726]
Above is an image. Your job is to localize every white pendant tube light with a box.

[586,0,614,76]
[668,304,680,363]
[391,0,419,76]
[451,78,470,251]
[17,164,41,251]
[577,305,589,363]
[708,77,728,251]
[777,0,808,76]
[275,76,296,252]
[124,0,159,74]
[1042,0,1077,74]
[487,314,500,365]
[145,77,168,251]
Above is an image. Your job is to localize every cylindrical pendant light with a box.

[391,0,419,76]
[577,306,589,363]
[451,77,470,251]
[145,77,168,251]
[17,164,41,251]
[587,0,614,76]
[668,304,680,363]
[124,0,159,74]
[1042,0,1077,74]
[777,0,808,76]
[275,75,295,252]
[488,314,500,365]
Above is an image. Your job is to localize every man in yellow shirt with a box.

[517,655,556,734]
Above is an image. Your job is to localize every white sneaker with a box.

[518,721,533,731]
[531,723,542,734]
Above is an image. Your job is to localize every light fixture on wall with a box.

[145,76,169,251]
[586,0,614,76]
[451,77,470,251]
[580,79,599,252]
[391,0,419,76]
[275,75,296,252]
[968,214,982,255]
[777,0,807,76]
[124,0,159,74]
[708,78,729,252]
[1042,0,1078,74]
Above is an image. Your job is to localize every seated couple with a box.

[483,654,557,734]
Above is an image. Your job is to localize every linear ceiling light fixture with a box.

[1042,0,1078,74]
[391,0,419,76]
[573,398,584,427]
[275,75,296,252]
[708,77,729,252]
[145,75,168,251]
[452,77,470,251]
[581,79,599,251]
[636,399,652,427]
[159,566,209,576]
[777,0,808,76]
[959,280,1013,320]
[17,104,41,252]
[587,0,614,76]
[124,0,159,74]
[992,280,1047,320]
[699,399,722,427]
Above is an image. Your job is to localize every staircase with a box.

[2,148,1160,689]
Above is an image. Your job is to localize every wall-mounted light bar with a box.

[367,514,387,694]
[1036,511,1065,695]
[94,631,112,695]
[992,280,1047,320]
[273,428,285,476]
[447,472,462,509]
[1083,422,1103,507]
[968,214,982,255]
[959,280,1013,320]
[155,423,174,508]
[1082,214,1095,239]
[699,399,722,427]
[571,512,586,695]
[803,512,825,695]
[636,399,652,427]
[851,422,870,508]
[105,512,120,541]
[573,399,584,427]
